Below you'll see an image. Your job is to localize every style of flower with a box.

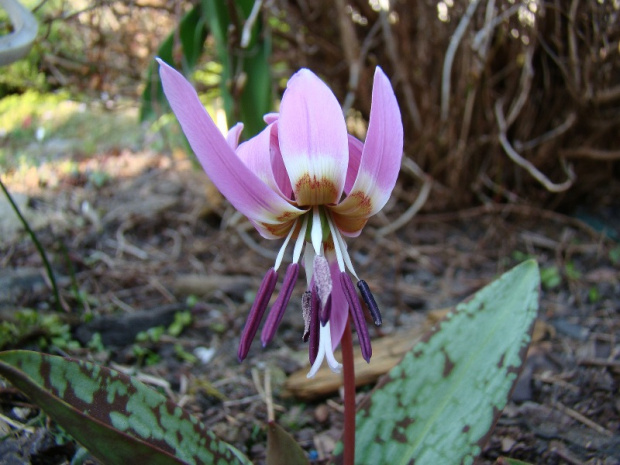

[158,59,403,377]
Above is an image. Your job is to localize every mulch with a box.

[1,149,618,464]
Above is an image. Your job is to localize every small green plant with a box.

[86,332,105,352]
[588,286,601,303]
[168,310,192,337]
[540,265,561,289]
[564,261,581,280]
[0,309,80,351]
[173,344,198,364]
[135,325,165,344]
[511,250,534,262]
[131,344,161,367]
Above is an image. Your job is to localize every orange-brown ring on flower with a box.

[260,218,298,238]
[294,174,339,206]
[330,211,369,236]
[332,190,373,216]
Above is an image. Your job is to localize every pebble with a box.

[314,404,329,423]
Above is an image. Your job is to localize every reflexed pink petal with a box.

[157,59,303,233]
[237,123,290,198]
[226,123,244,150]
[344,135,363,195]
[269,123,293,199]
[278,69,349,206]
[263,113,279,124]
[331,67,402,234]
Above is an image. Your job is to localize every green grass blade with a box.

[333,260,540,465]
[0,350,251,465]
[0,178,63,312]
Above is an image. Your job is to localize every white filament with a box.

[292,215,309,265]
[326,214,345,273]
[311,206,322,255]
[334,226,358,280]
[274,219,298,271]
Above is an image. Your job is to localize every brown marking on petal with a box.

[294,174,339,206]
[276,210,299,223]
[347,191,373,216]
[331,212,369,235]
[260,219,297,237]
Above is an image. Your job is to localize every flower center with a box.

[237,204,384,378]
[294,174,339,206]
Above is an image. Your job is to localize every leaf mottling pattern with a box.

[0,350,252,465]
[333,260,540,465]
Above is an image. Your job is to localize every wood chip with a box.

[284,324,428,400]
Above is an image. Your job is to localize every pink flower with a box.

[158,59,403,377]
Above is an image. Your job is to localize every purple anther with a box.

[340,272,372,363]
[308,285,320,364]
[261,263,300,346]
[302,291,312,342]
[320,294,332,326]
[357,280,382,326]
[237,268,278,362]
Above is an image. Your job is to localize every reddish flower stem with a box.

[341,317,356,465]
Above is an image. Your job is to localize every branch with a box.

[515,112,576,152]
[506,45,534,127]
[380,3,422,130]
[561,148,620,161]
[494,100,575,193]
[376,157,432,237]
[335,0,361,114]
[440,0,482,122]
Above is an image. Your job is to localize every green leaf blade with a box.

[0,350,251,465]
[339,260,540,465]
[266,420,309,465]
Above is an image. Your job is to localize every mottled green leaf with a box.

[140,4,209,121]
[333,260,540,465]
[266,420,309,465]
[0,350,251,465]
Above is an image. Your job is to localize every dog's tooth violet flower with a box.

[158,59,403,377]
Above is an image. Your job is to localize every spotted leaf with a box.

[333,260,540,465]
[0,350,250,465]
